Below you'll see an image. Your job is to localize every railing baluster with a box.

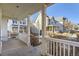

[0,41,2,54]
[59,43,61,56]
[49,40,51,55]
[47,40,49,54]
[46,40,48,54]
[56,42,58,56]
[63,44,65,56]
[50,41,52,55]
[68,45,70,56]
[53,41,55,56]
[73,46,75,56]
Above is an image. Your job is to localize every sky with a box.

[31,3,79,24]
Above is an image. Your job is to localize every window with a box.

[13,20,17,24]
[23,21,26,24]
[20,21,22,24]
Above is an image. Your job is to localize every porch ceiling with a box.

[0,3,53,20]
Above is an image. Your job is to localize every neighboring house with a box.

[46,16,64,32]
[34,11,65,33]
[48,16,75,32]
[77,24,79,30]
[74,24,79,30]
[34,11,63,33]
[55,16,69,32]
[34,11,75,33]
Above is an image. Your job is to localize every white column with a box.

[0,9,8,54]
[27,15,31,46]
[0,9,9,54]
[41,4,47,39]
[1,18,8,41]
[0,8,2,54]
[41,4,47,55]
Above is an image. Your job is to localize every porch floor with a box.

[2,38,41,56]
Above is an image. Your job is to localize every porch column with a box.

[41,4,48,55]
[41,4,47,39]
[27,15,31,46]
[0,8,2,54]
[1,19,8,41]
[0,9,8,54]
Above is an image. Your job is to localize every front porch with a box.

[0,3,52,56]
[0,3,79,56]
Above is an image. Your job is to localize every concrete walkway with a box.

[1,38,41,56]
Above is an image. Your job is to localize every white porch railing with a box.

[40,37,79,56]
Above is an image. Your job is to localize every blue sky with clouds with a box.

[31,3,79,24]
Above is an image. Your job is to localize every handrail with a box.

[45,37,79,47]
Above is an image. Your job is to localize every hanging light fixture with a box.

[16,5,20,8]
